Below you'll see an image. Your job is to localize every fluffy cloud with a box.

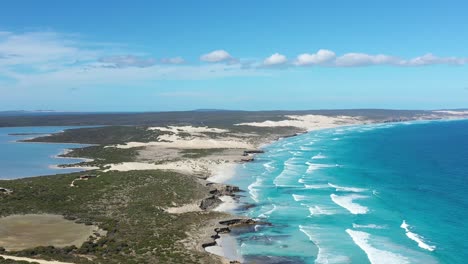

[333,52,468,67]
[161,56,185,64]
[200,50,232,62]
[98,55,156,68]
[400,53,467,66]
[334,53,399,67]
[295,49,336,66]
[263,53,288,66]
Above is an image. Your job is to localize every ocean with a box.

[0,126,91,179]
[226,119,468,264]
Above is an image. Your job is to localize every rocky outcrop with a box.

[208,184,241,197]
[200,183,243,210]
[243,149,265,156]
[219,218,270,227]
[199,195,223,210]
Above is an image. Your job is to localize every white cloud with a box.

[333,52,468,67]
[200,50,232,62]
[295,49,336,66]
[334,53,399,67]
[0,31,93,68]
[400,53,467,66]
[263,53,288,66]
[161,56,185,64]
[98,55,156,68]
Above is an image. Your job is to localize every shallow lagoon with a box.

[0,126,91,179]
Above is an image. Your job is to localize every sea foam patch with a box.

[330,194,369,214]
[300,225,350,264]
[346,229,410,264]
[328,183,367,192]
[401,220,436,251]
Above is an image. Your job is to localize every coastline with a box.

[2,112,468,263]
[199,116,468,263]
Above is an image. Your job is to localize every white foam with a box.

[332,138,340,141]
[300,146,314,151]
[274,157,304,187]
[330,194,369,214]
[311,153,327,159]
[258,204,277,218]
[306,162,334,174]
[304,184,330,189]
[400,220,436,251]
[346,229,410,264]
[248,177,262,202]
[292,194,308,201]
[300,225,350,264]
[352,223,387,229]
[213,196,238,212]
[263,161,275,172]
[308,205,337,216]
[328,183,367,193]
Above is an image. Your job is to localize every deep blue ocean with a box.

[227,119,468,264]
[0,126,90,179]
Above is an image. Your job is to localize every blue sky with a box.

[0,0,467,111]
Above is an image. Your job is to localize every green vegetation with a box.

[0,170,225,264]
[25,126,168,145]
[59,145,141,168]
[0,257,38,264]
[0,109,427,128]
[180,149,228,159]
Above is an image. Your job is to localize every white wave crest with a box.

[300,225,350,264]
[330,194,369,214]
[305,162,334,174]
[352,223,387,229]
[311,153,327,159]
[263,161,275,172]
[400,220,436,251]
[258,204,277,218]
[304,184,330,189]
[292,194,308,201]
[274,157,304,187]
[328,183,367,192]
[346,229,410,264]
[248,177,262,202]
[308,205,337,216]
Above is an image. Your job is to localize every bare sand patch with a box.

[0,214,101,251]
[236,114,362,131]
[0,254,75,264]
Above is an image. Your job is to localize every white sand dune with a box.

[236,115,362,131]
[113,137,253,149]
[149,126,229,134]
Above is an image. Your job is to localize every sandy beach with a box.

[99,114,364,261]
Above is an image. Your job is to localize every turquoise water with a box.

[227,119,468,264]
[0,127,91,179]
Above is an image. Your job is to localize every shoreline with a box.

[199,116,468,262]
[2,114,468,263]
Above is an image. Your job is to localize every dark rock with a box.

[209,184,242,196]
[243,150,265,154]
[214,227,230,234]
[201,241,217,248]
[237,203,256,211]
[219,218,270,227]
[199,195,222,210]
